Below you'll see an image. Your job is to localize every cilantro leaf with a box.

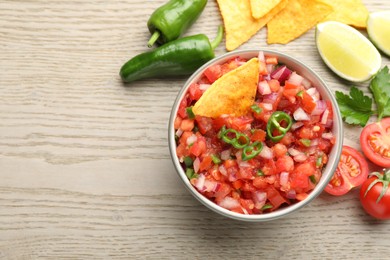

[335,87,373,126]
[370,66,390,120]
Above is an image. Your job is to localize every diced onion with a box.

[307,88,320,101]
[175,128,183,137]
[288,148,302,157]
[287,72,304,86]
[193,157,200,173]
[286,190,297,199]
[239,161,251,168]
[280,172,289,187]
[199,84,211,91]
[271,65,291,83]
[293,107,310,121]
[258,51,265,62]
[294,153,308,162]
[218,197,240,209]
[219,165,227,176]
[258,80,271,95]
[186,134,197,146]
[262,103,273,111]
[195,174,205,191]
[291,122,304,131]
[322,132,334,140]
[266,64,275,75]
[220,149,231,160]
[321,109,329,125]
[301,78,311,89]
[263,93,278,104]
[253,191,267,209]
[311,100,327,116]
[259,144,273,159]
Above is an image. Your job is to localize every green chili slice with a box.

[242,141,263,161]
[186,106,195,119]
[309,175,317,184]
[220,127,250,149]
[183,156,193,167]
[251,104,262,114]
[300,138,311,147]
[266,111,293,142]
[211,154,221,164]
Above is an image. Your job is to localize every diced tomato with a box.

[266,186,288,209]
[174,116,182,130]
[276,155,294,173]
[261,160,276,176]
[290,171,309,190]
[283,82,302,104]
[253,176,269,189]
[189,137,207,157]
[265,56,278,65]
[188,83,203,101]
[295,161,316,176]
[180,119,194,131]
[199,155,213,172]
[195,116,213,134]
[204,64,222,83]
[259,61,268,75]
[268,79,280,92]
[177,97,188,118]
[250,129,266,142]
[273,143,287,158]
[301,91,316,113]
[232,179,244,190]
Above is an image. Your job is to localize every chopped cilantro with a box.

[369,66,390,120]
[251,104,262,114]
[335,86,373,126]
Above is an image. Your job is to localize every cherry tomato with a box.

[360,169,390,220]
[360,118,390,168]
[324,146,369,196]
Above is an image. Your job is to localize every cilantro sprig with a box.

[369,66,390,120]
[335,66,390,126]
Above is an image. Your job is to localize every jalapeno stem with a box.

[211,25,224,50]
[148,31,161,48]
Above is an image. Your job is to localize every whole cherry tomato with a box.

[360,169,390,220]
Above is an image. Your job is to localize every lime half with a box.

[315,21,382,82]
[367,11,390,57]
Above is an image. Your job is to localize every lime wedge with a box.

[315,21,382,82]
[367,11,390,57]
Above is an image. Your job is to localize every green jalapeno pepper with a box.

[242,141,263,161]
[147,0,208,47]
[266,111,293,142]
[120,26,223,83]
[219,126,250,149]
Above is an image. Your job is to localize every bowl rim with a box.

[168,49,343,222]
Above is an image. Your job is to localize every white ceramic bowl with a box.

[168,49,343,222]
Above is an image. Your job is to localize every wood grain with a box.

[0,0,389,259]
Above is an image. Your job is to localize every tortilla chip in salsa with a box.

[193,58,259,118]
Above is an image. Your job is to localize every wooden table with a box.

[1,1,389,259]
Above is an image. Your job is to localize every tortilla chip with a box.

[217,0,288,51]
[320,0,369,28]
[267,0,333,44]
[250,0,283,19]
[193,58,259,118]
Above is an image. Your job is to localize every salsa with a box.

[174,52,335,214]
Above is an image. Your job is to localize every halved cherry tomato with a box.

[360,117,390,168]
[324,146,369,196]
